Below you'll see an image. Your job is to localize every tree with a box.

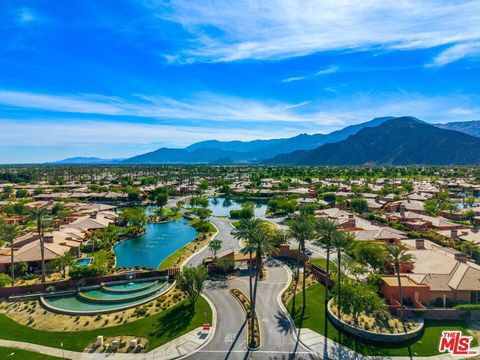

[121,207,147,232]
[195,208,212,220]
[322,192,337,204]
[208,239,222,259]
[246,224,275,347]
[156,192,168,211]
[350,197,369,214]
[127,189,142,202]
[460,241,478,258]
[386,244,414,320]
[268,228,289,247]
[235,218,264,301]
[48,252,76,278]
[287,214,315,308]
[337,280,385,326]
[0,274,12,288]
[177,265,208,304]
[30,207,51,283]
[332,232,355,320]
[316,217,340,304]
[0,223,20,285]
[216,257,234,274]
[465,210,476,225]
[15,189,29,198]
[353,242,387,272]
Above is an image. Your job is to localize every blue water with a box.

[208,197,267,217]
[80,281,165,300]
[76,257,92,266]
[113,218,198,269]
[44,281,167,312]
[103,280,157,292]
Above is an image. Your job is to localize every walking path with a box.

[0,326,211,359]
[299,328,480,360]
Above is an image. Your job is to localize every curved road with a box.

[185,216,317,360]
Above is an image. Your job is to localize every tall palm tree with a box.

[316,217,340,304]
[332,231,355,321]
[386,244,414,321]
[248,226,275,348]
[0,223,20,285]
[235,218,264,302]
[30,208,51,283]
[287,214,315,308]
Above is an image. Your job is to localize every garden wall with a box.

[0,269,172,299]
[327,299,424,343]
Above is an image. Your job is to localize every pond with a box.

[208,197,268,217]
[113,218,198,269]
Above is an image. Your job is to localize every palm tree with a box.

[460,241,478,258]
[30,208,51,283]
[0,223,20,285]
[208,239,222,259]
[287,214,315,308]
[386,244,414,321]
[316,217,340,304]
[235,218,264,301]
[332,231,355,321]
[248,226,275,348]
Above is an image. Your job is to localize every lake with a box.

[208,197,267,217]
[113,218,198,269]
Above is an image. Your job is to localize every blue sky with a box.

[1,0,480,163]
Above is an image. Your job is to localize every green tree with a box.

[208,239,222,259]
[246,224,275,348]
[386,244,414,320]
[332,232,355,320]
[337,280,385,326]
[156,192,168,211]
[465,210,476,225]
[287,214,315,308]
[47,252,76,278]
[177,265,208,304]
[0,223,20,285]
[353,242,387,272]
[350,197,369,214]
[236,218,265,302]
[460,241,478,258]
[15,189,29,198]
[0,274,12,288]
[121,207,147,232]
[316,217,340,305]
[30,207,52,283]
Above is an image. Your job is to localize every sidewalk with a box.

[298,328,480,360]
[0,326,211,360]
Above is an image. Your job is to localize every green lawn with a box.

[0,297,212,352]
[158,245,190,270]
[310,257,336,271]
[0,346,62,360]
[288,283,476,357]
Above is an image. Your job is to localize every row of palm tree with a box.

[287,214,414,323]
[234,218,275,348]
[0,207,55,285]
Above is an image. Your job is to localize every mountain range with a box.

[50,117,480,165]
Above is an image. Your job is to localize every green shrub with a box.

[0,273,12,288]
[69,265,106,280]
[454,304,480,311]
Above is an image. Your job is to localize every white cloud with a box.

[429,42,480,67]
[0,89,333,123]
[0,119,303,148]
[281,76,305,83]
[151,0,480,63]
[316,66,339,75]
[17,7,39,25]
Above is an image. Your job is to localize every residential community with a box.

[0,165,479,359]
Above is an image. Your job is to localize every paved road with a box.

[184,216,316,359]
[187,217,241,267]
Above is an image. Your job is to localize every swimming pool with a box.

[42,279,170,314]
[76,257,93,266]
